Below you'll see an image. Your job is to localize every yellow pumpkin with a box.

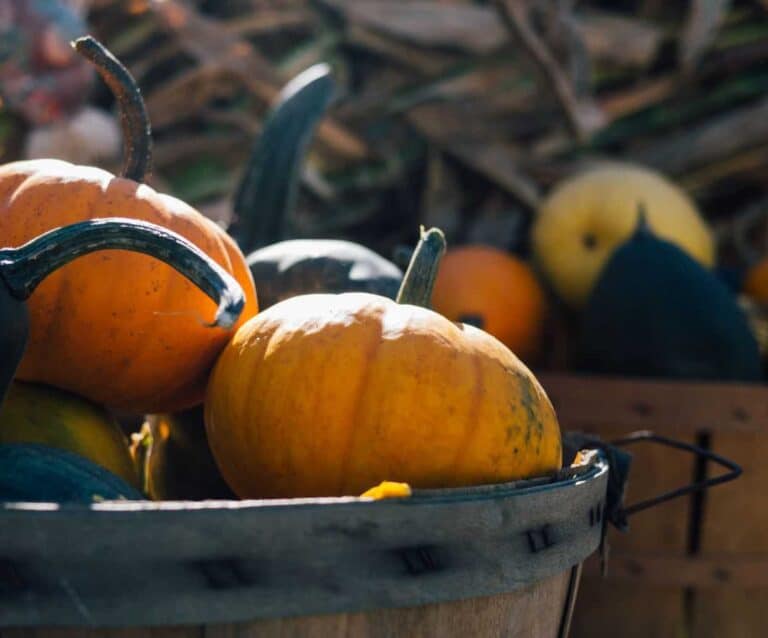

[205,228,562,498]
[532,162,714,307]
[0,381,138,487]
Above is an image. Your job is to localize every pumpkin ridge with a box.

[336,305,385,496]
[449,351,485,481]
[239,324,275,481]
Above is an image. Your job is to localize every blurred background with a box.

[6,0,768,373]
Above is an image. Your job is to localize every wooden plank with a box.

[692,432,768,637]
[0,570,571,638]
[582,552,768,587]
[538,373,768,433]
[0,459,607,628]
[541,378,697,638]
[1,629,197,637]
[568,427,692,638]
[209,570,571,638]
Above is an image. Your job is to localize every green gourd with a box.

[230,63,402,309]
[0,443,143,503]
[579,210,762,381]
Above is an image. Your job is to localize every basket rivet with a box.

[526,524,555,553]
[399,545,444,575]
[193,559,257,590]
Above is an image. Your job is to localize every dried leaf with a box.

[631,96,768,175]
[679,0,732,72]
[494,0,606,142]
[321,0,507,55]
[148,0,368,161]
[577,10,662,68]
[408,103,540,209]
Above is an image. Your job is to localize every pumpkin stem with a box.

[396,226,446,307]
[0,287,29,408]
[634,201,652,235]
[0,218,244,329]
[231,64,334,252]
[73,36,151,183]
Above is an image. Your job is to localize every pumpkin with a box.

[0,381,138,487]
[132,409,234,500]
[579,211,762,381]
[230,63,402,309]
[743,258,768,305]
[532,162,714,307]
[205,227,562,499]
[0,443,144,503]
[0,216,245,414]
[432,245,547,362]
[0,37,257,412]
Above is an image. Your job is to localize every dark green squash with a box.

[230,63,403,309]
[0,216,245,407]
[578,211,762,381]
[0,443,143,502]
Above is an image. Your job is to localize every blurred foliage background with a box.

[2,0,768,271]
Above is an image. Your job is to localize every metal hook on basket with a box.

[562,429,742,533]
[609,430,742,518]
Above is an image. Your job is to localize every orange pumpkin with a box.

[744,259,768,305]
[205,228,562,499]
[0,37,258,413]
[431,245,547,362]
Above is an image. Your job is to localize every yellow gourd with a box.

[0,382,139,487]
[532,163,714,307]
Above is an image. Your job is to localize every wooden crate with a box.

[539,373,768,638]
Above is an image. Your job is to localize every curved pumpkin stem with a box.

[0,218,244,329]
[0,287,29,408]
[396,226,446,307]
[231,63,335,252]
[73,36,151,183]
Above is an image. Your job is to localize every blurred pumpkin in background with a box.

[532,162,715,307]
[743,258,768,306]
[431,245,546,362]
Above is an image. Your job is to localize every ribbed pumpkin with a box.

[432,245,547,362]
[0,37,257,412]
[0,381,138,487]
[205,228,562,499]
[0,216,245,415]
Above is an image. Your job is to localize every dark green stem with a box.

[0,288,28,408]
[634,201,651,235]
[73,36,152,182]
[0,218,244,328]
[231,63,334,252]
[396,227,446,307]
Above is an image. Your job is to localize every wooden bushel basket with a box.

[1,451,609,638]
[541,373,765,638]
